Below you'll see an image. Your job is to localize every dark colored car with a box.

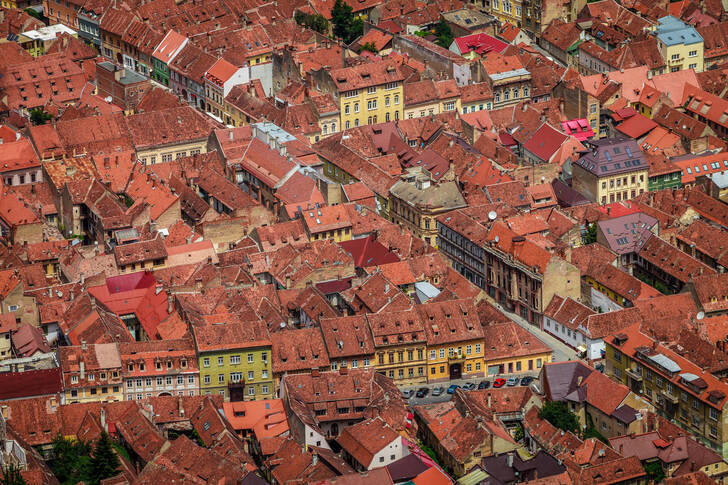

[478,380,491,389]
[520,376,534,386]
[447,384,460,394]
[494,378,506,388]
[416,387,429,398]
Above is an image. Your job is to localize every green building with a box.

[193,321,274,401]
[151,30,188,87]
[648,160,682,191]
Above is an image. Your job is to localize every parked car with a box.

[416,387,429,398]
[595,363,604,373]
[462,382,476,390]
[506,377,519,386]
[402,389,414,399]
[520,376,534,386]
[478,380,491,389]
[447,384,460,394]
[432,387,445,396]
[493,378,506,388]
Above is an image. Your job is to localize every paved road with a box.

[490,301,579,363]
[402,371,540,406]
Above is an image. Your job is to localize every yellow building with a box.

[460,82,494,114]
[404,79,461,119]
[0,314,15,360]
[367,310,428,386]
[17,24,78,58]
[572,138,649,205]
[487,0,523,26]
[60,343,124,404]
[483,321,552,377]
[655,16,704,73]
[327,61,404,130]
[301,205,353,243]
[193,322,274,401]
[418,300,485,383]
[125,106,209,165]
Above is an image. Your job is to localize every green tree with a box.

[538,401,579,434]
[513,423,524,441]
[24,8,42,20]
[294,11,329,34]
[1,465,27,485]
[582,222,597,244]
[434,19,454,49]
[51,435,92,484]
[88,432,120,485]
[644,461,665,483]
[29,107,53,126]
[360,41,378,54]
[331,0,363,44]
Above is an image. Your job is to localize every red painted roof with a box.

[561,118,595,142]
[316,277,354,294]
[454,33,508,56]
[522,124,568,162]
[338,235,400,268]
[616,114,657,139]
[0,368,62,400]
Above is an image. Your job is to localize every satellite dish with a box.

[696,312,705,320]
[488,211,497,221]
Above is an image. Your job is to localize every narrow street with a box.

[490,301,580,363]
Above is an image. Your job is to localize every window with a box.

[217,356,224,366]
[394,95,399,105]
[589,103,597,114]
[367,99,377,110]
[439,348,445,359]
[248,370,254,380]
[444,101,455,111]
[188,375,194,384]
[367,86,376,94]
[177,376,184,385]
[709,407,719,421]
[204,375,210,384]
[385,97,390,106]
[262,369,268,379]
[689,63,697,70]
[249,387,255,396]
[230,355,240,365]
[689,50,697,57]
[354,103,359,113]
[430,350,436,360]
[671,53,680,60]
[203,358,210,367]
[345,105,350,115]
[475,344,481,354]
[248,353,254,363]
[218,374,225,383]
[262,385,269,394]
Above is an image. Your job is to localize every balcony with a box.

[448,351,465,362]
[661,388,679,403]
[625,367,643,381]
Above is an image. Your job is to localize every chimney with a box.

[80,272,85,285]
[79,360,85,380]
[178,397,185,417]
[507,453,513,468]
[229,130,234,141]
[487,393,492,408]
[312,452,318,466]
[81,340,87,351]
[100,408,107,431]
[90,296,96,310]
[167,295,174,314]
[69,288,74,300]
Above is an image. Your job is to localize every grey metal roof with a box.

[648,353,681,373]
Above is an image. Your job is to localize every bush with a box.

[538,402,579,434]
[294,11,328,34]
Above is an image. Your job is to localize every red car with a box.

[493,378,506,388]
